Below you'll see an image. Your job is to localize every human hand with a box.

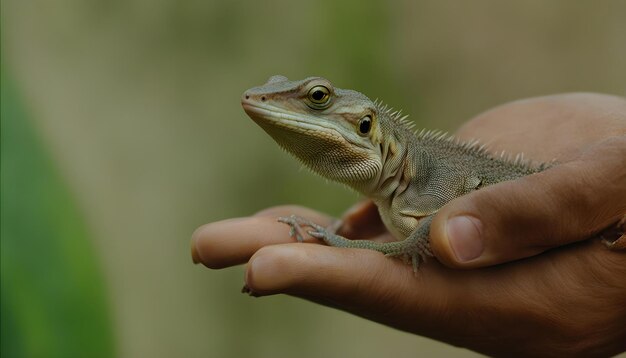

[192,93,626,356]
[430,93,626,268]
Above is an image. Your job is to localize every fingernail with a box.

[446,216,484,262]
[191,240,201,264]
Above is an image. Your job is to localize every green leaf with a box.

[1,65,115,358]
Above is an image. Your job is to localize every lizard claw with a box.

[277,215,305,242]
[278,215,326,242]
[383,244,426,274]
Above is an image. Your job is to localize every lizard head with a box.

[242,75,386,189]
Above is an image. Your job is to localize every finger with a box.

[335,200,388,239]
[430,137,626,268]
[243,242,451,329]
[251,205,332,221]
[191,206,333,269]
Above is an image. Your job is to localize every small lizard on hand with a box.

[242,75,551,272]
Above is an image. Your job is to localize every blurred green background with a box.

[1,1,625,357]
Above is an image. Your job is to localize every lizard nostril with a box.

[245,94,249,99]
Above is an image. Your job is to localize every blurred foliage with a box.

[1,67,114,357]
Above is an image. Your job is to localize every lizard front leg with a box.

[278,214,434,273]
[277,200,382,241]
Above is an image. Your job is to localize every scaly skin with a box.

[241,75,548,272]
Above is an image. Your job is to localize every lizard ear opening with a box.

[358,116,372,136]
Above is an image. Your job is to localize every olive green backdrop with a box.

[2,1,625,357]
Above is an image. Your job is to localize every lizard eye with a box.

[308,86,331,105]
[358,116,372,135]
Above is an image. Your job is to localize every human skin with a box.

[192,93,626,357]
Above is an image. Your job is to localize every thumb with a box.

[430,137,626,269]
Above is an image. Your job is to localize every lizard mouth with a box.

[241,99,371,152]
[241,100,344,139]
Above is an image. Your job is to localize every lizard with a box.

[241,75,551,272]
